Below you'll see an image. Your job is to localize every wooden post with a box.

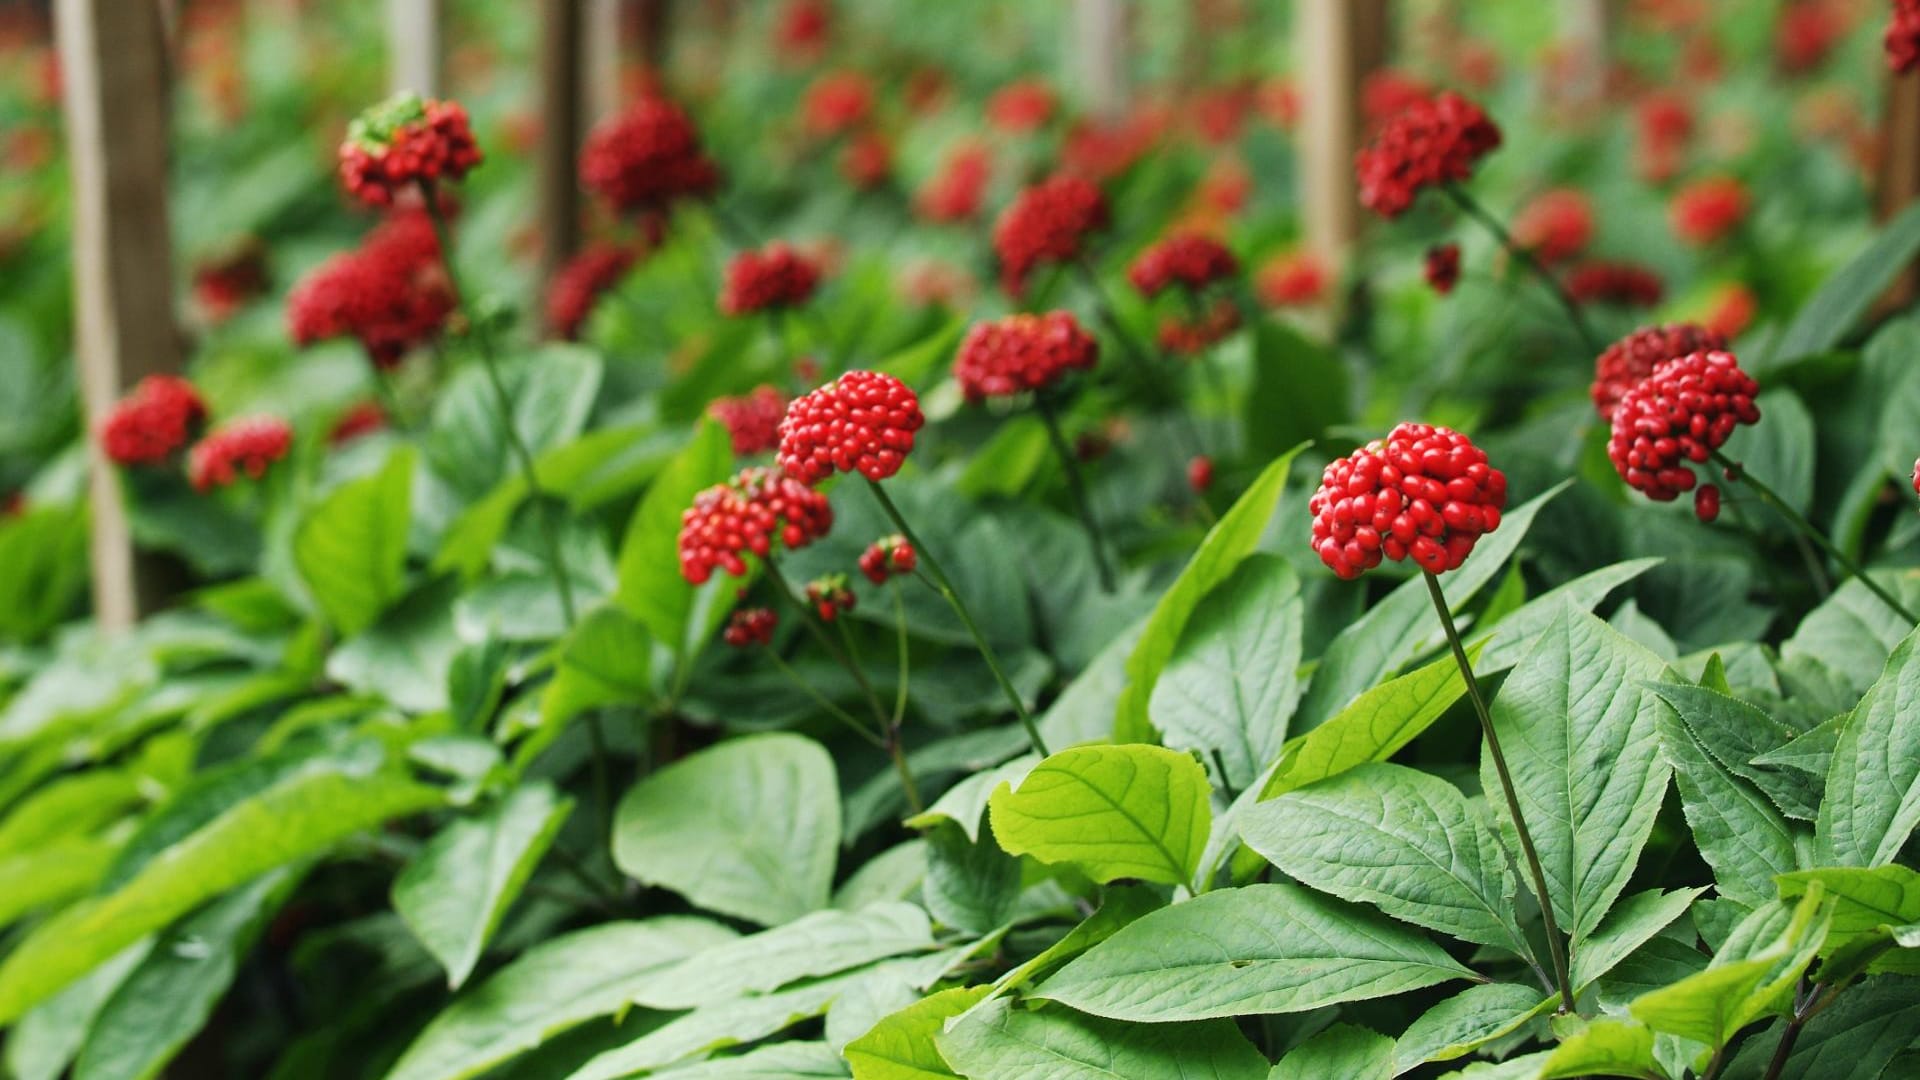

[1073,0,1128,122]
[538,0,586,301]
[633,0,671,83]
[584,0,624,123]
[55,0,184,630]
[1879,69,1920,309]
[387,0,445,97]
[1559,0,1615,108]
[1296,0,1389,276]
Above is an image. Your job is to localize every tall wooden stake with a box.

[1296,0,1389,278]
[55,0,184,630]
[1879,68,1920,310]
[539,0,587,306]
[387,0,445,97]
[1559,0,1616,108]
[584,0,624,124]
[1073,0,1128,122]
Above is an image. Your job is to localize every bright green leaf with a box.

[1270,1024,1393,1080]
[936,997,1268,1080]
[294,447,414,635]
[845,986,989,1080]
[987,743,1212,886]
[1393,982,1549,1073]
[1816,627,1920,868]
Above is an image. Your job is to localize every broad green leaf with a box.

[1485,611,1671,941]
[845,986,990,1080]
[614,418,732,654]
[1115,447,1303,743]
[566,970,857,1080]
[1258,647,1476,801]
[1719,974,1920,1079]
[613,733,840,926]
[393,782,574,989]
[982,885,1164,1003]
[922,823,1020,936]
[1572,888,1708,992]
[1473,558,1663,673]
[383,917,735,1080]
[1240,763,1532,960]
[539,606,655,731]
[1816,627,1920,867]
[1034,883,1474,1021]
[71,869,296,1080]
[0,770,143,858]
[1393,983,1549,1073]
[1780,573,1920,698]
[1629,889,1832,1052]
[1270,1024,1393,1080]
[634,903,934,1010]
[1777,866,1920,964]
[936,997,1268,1080]
[656,1042,849,1078]
[0,835,118,931]
[3,945,150,1080]
[906,755,1031,843]
[1244,322,1350,461]
[294,446,414,635]
[1650,688,1798,908]
[1149,556,1303,794]
[1646,683,1814,821]
[326,577,463,714]
[986,743,1212,886]
[0,764,444,1025]
[1767,201,1920,368]
[1538,1017,1661,1080]
[427,345,603,497]
[1433,1051,1553,1079]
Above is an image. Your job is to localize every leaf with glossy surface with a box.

[1258,648,1475,802]
[566,973,854,1080]
[1629,890,1832,1051]
[540,606,655,730]
[656,1042,849,1078]
[295,447,414,635]
[1538,1018,1661,1080]
[613,733,840,926]
[1572,888,1708,991]
[1034,883,1475,1021]
[1816,627,1920,868]
[1393,982,1549,1074]
[986,743,1211,886]
[844,985,989,1080]
[634,903,933,1010]
[936,997,1268,1080]
[614,418,732,655]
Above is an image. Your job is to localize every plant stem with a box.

[1445,185,1602,356]
[867,479,1050,757]
[885,581,922,812]
[1035,394,1116,592]
[1074,257,1207,459]
[1711,450,1919,624]
[1423,569,1576,1014]
[762,647,886,749]
[760,556,892,726]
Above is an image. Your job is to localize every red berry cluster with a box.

[1255,251,1329,308]
[1606,350,1761,507]
[288,209,453,369]
[805,574,856,621]
[1669,177,1749,246]
[1890,0,1920,72]
[720,243,822,315]
[993,174,1110,296]
[723,606,778,648]
[1158,300,1242,356]
[710,385,789,456]
[1127,232,1239,298]
[1188,454,1215,493]
[1510,188,1593,264]
[192,244,269,326]
[1424,244,1461,295]
[775,0,830,59]
[547,245,639,340]
[802,71,873,137]
[954,311,1098,401]
[339,94,482,208]
[776,370,924,484]
[580,97,721,217]
[328,401,386,446]
[916,143,993,223]
[988,81,1056,133]
[1564,261,1665,309]
[1591,323,1726,422]
[859,534,917,583]
[1355,92,1503,219]
[677,466,835,585]
[840,133,892,190]
[188,416,293,491]
[100,375,208,466]
[1309,423,1508,580]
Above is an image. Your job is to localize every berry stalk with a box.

[1034,394,1116,592]
[887,581,922,813]
[760,556,894,728]
[1444,185,1602,356]
[1073,258,1208,460]
[1423,569,1576,1014]
[866,479,1050,757]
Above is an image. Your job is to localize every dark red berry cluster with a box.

[1355,92,1502,219]
[1510,188,1593,265]
[1424,244,1461,295]
[1590,323,1727,422]
[678,466,835,585]
[802,71,873,137]
[953,311,1098,401]
[1127,232,1238,298]
[288,210,453,370]
[188,417,293,491]
[916,143,992,223]
[580,97,722,217]
[709,385,789,455]
[1606,350,1761,505]
[1188,455,1215,493]
[720,243,822,316]
[100,375,208,466]
[723,606,778,648]
[339,95,482,208]
[1158,300,1242,357]
[1564,261,1665,310]
[805,574,856,621]
[1310,423,1508,579]
[1890,0,1920,72]
[1669,177,1749,247]
[776,370,924,484]
[192,244,269,326]
[858,534,917,583]
[547,245,639,341]
[993,174,1110,296]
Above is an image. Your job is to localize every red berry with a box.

[1255,251,1329,309]
[288,209,453,369]
[858,534,917,584]
[547,244,639,340]
[1510,188,1593,265]
[677,466,835,585]
[338,94,483,207]
[580,96,721,217]
[1564,261,1665,309]
[720,243,822,316]
[776,370,924,485]
[800,70,873,137]
[99,375,207,467]
[1308,423,1507,580]
[992,174,1109,297]
[188,416,293,492]
[1890,0,1920,73]
[1606,350,1762,505]
[954,311,1099,401]
[1694,484,1721,523]
[1128,232,1238,298]
[1424,243,1461,295]
[805,574,856,622]
[723,606,778,648]
[709,385,789,456]
[915,142,993,223]
[1669,176,1749,247]
[1911,455,1920,500]
[1188,455,1215,493]
[1590,323,1726,422]
[1355,92,1502,219]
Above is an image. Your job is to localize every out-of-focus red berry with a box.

[777,371,924,485]
[100,375,208,467]
[858,534,917,584]
[1703,282,1758,339]
[775,0,830,60]
[805,573,856,621]
[1775,1,1845,74]
[193,243,269,326]
[338,94,482,207]
[1188,455,1215,493]
[328,401,387,446]
[1361,69,1432,129]
[915,142,993,223]
[288,210,453,370]
[1591,323,1726,422]
[993,174,1110,297]
[1309,423,1507,579]
[987,80,1055,134]
[720,243,821,316]
[1564,261,1665,309]
[839,132,891,190]
[1606,350,1761,504]
[1889,0,1920,71]
[1425,244,1461,295]
[709,385,788,455]
[1511,188,1593,264]
[1128,232,1239,298]
[1670,177,1749,246]
[1256,250,1329,308]
[801,71,873,137]
[954,311,1098,402]
[678,466,834,585]
[724,606,778,648]
[1158,300,1242,356]
[547,244,639,340]
[1355,92,1502,219]
[580,97,721,217]
[1694,483,1721,523]
[188,416,293,491]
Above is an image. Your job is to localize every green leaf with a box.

[1719,975,1920,1079]
[393,782,574,990]
[1538,1017,1662,1080]
[936,997,1268,1080]
[294,446,415,635]
[1149,555,1303,794]
[1258,647,1476,801]
[1033,883,1475,1021]
[1473,558,1664,673]
[1114,446,1303,742]
[1485,611,1671,941]
[1629,888,1832,1052]
[922,823,1021,936]
[382,917,736,1080]
[845,986,989,1080]
[1240,763,1532,960]
[1767,201,1920,368]
[1816,627,1920,867]
[1776,866,1920,963]
[3,945,150,1080]
[565,970,858,1080]
[1572,888,1709,992]
[326,577,463,714]
[1393,983,1550,1072]
[0,763,444,1025]
[1646,682,1814,821]
[1244,322,1350,460]
[613,733,840,926]
[1780,573,1920,698]
[1270,1024,1393,1080]
[427,345,604,497]
[986,743,1212,887]
[0,770,142,858]
[634,902,934,1010]
[614,418,733,655]
[1650,686,1798,908]
[539,605,655,732]
[655,1042,849,1077]
[0,835,118,932]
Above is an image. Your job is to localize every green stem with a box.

[762,647,886,749]
[761,556,892,727]
[1035,394,1116,593]
[1424,569,1576,1015]
[867,479,1050,757]
[1445,185,1602,356]
[1711,450,1918,624]
[885,581,922,814]
[1074,257,1207,460]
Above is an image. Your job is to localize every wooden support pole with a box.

[55,0,184,630]
[539,0,586,303]
[1073,0,1129,122]
[1878,69,1920,310]
[1296,0,1389,276]
[633,0,671,83]
[1558,0,1616,108]
[584,0,624,123]
[387,0,445,98]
